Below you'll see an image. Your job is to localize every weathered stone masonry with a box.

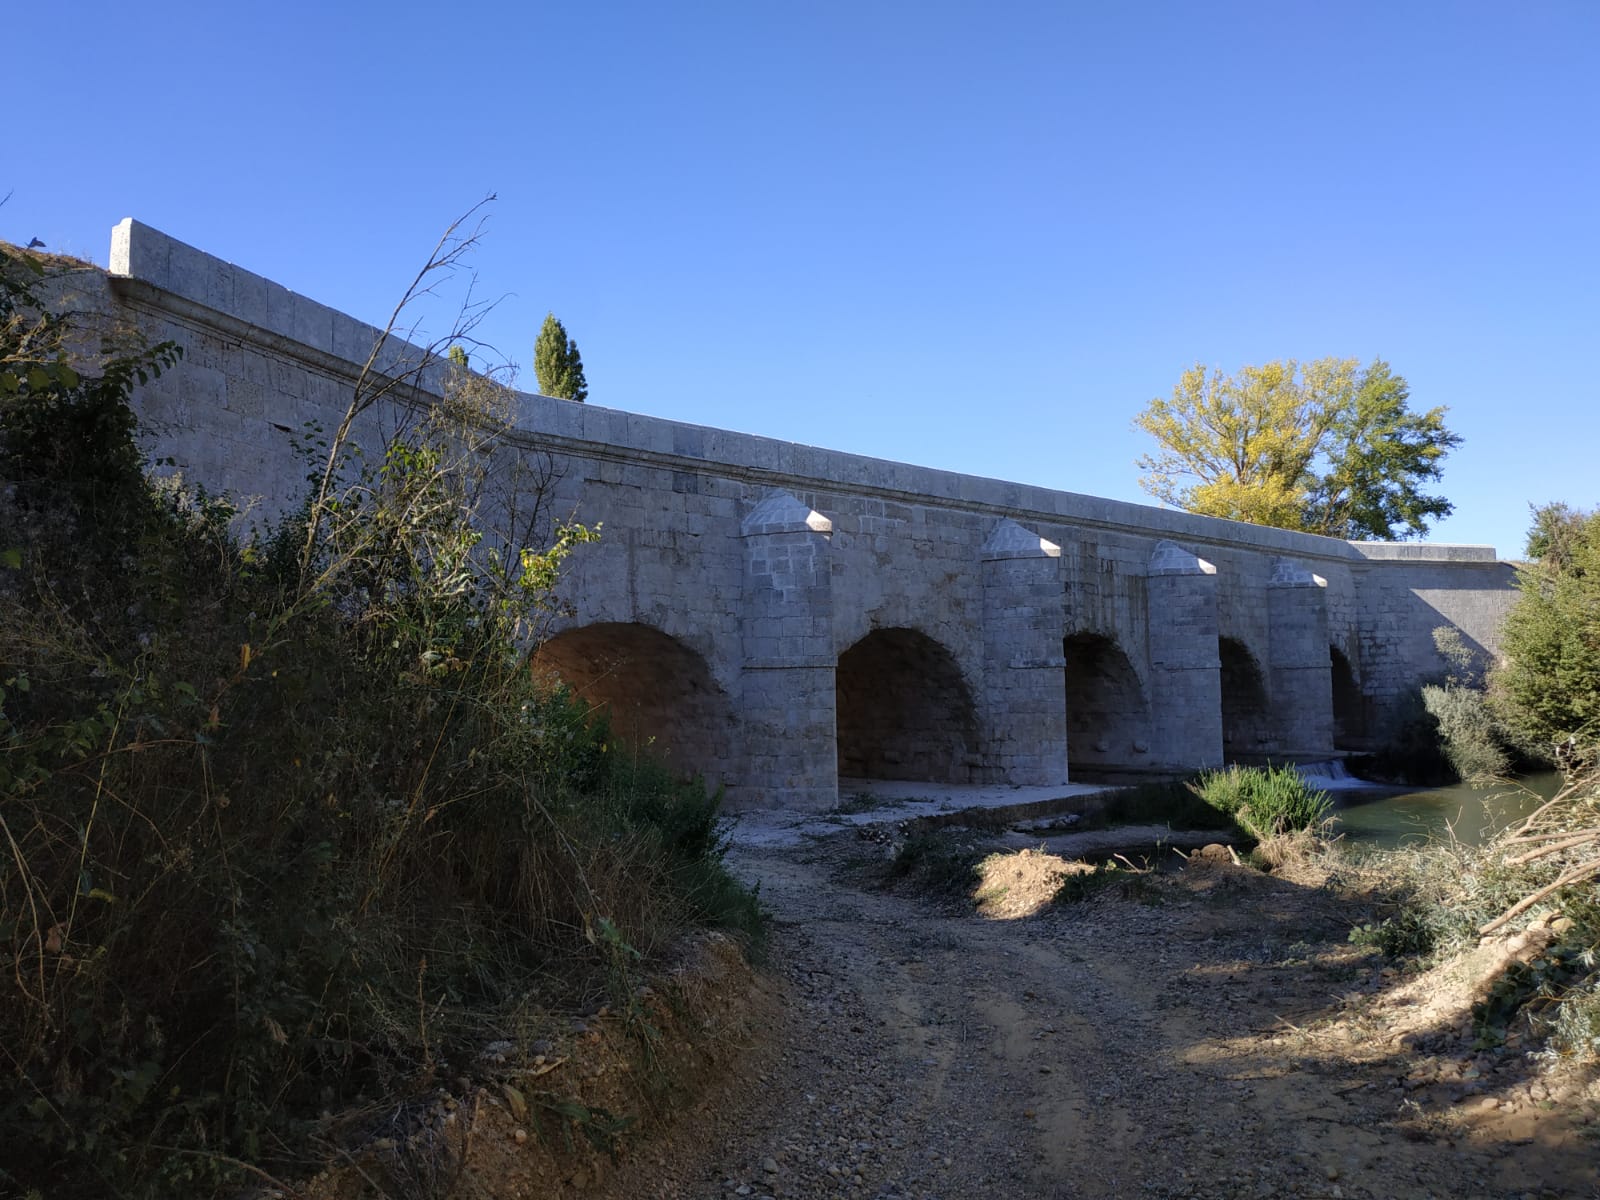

[58,220,1520,810]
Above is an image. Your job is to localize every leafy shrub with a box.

[0,244,761,1198]
[1340,780,1600,1058]
[1349,910,1448,959]
[1348,687,1457,786]
[1190,764,1332,841]
[1422,683,1512,781]
[1542,974,1600,1061]
[1491,505,1600,753]
[1342,841,1480,961]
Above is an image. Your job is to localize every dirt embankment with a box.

[302,832,1599,1200]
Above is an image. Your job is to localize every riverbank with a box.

[606,826,1598,1199]
[244,774,1600,1200]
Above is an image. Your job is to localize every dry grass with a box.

[973,848,1084,919]
[0,244,762,1199]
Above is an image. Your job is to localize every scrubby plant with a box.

[1340,769,1600,1058]
[0,237,759,1198]
[1190,764,1332,841]
[1491,504,1600,757]
[1542,975,1600,1061]
[1422,683,1512,781]
[1339,503,1600,1055]
[1345,840,1488,960]
[882,831,985,897]
[1421,625,1529,782]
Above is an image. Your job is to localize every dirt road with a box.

[624,832,1599,1200]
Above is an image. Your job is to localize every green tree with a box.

[1303,361,1461,540]
[1134,357,1460,540]
[533,311,587,402]
[1523,500,1588,572]
[1490,504,1600,752]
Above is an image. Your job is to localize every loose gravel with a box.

[622,831,1599,1200]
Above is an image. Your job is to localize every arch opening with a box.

[1219,637,1271,762]
[1330,645,1366,749]
[531,622,735,783]
[1062,633,1149,780]
[836,628,979,783]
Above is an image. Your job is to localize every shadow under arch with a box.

[530,622,735,784]
[1219,636,1272,762]
[1062,632,1150,780]
[1330,645,1366,749]
[836,627,979,783]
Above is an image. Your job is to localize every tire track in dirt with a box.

[636,836,1597,1200]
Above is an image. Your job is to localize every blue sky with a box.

[10,1,1597,559]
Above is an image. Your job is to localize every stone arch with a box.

[1062,633,1149,778]
[836,628,979,783]
[1218,636,1271,761]
[531,622,736,784]
[1330,645,1366,748]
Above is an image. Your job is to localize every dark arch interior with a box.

[1062,632,1149,780]
[836,628,979,783]
[1330,645,1366,749]
[1219,636,1271,761]
[531,622,735,783]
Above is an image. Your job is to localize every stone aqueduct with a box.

[72,221,1518,810]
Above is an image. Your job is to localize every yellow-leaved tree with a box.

[1134,357,1460,540]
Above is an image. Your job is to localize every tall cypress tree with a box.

[533,312,587,402]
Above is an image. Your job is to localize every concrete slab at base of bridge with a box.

[729,779,1117,850]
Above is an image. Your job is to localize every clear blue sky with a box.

[11,1,1597,559]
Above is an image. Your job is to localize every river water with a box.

[1326,771,1565,849]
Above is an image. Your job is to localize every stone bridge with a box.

[70,220,1518,810]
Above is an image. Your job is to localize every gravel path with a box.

[629,832,1599,1200]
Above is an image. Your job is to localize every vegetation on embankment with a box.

[1340,770,1600,1060]
[0,242,762,1198]
[1343,501,1600,1058]
[885,753,1600,1066]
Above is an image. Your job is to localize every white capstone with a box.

[981,518,1061,560]
[741,491,832,537]
[1148,540,1217,576]
[1270,558,1328,588]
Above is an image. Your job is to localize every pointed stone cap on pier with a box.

[1148,540,1217,576]
[741,491,832,537]
[981,518,1061,561]
[1270,557,1328,588]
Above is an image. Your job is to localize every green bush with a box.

[1422,683,1512,781]
[1342,842,1481,961]
[1543,975,1600,1061]
[1490,505,1600,754]
[1343,503,1600,1052]
[1190,764,1332,841]
[0,245,761,1198]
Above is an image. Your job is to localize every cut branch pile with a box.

[1480,768,1600,937]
